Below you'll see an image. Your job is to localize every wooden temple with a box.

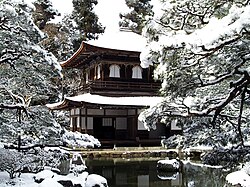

[47,41,179,147]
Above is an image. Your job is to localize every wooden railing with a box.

[74,80,161,95]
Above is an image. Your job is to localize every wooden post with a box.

[18,134,21,152]
[85,107,88,133]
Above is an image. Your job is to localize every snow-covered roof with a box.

[87,30,147,52]
[46,93,163,110]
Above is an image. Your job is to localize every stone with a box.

[85,174,108,187]
[157,159,181,172]
[58,180,74,187]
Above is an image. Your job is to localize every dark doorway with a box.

[93,117,115,139]
[127,117,136,140]
[72,117,77,132]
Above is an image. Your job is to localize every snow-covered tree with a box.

[31,0,76,61]
[120,0,154,34]
[37,0,105,61]
[40,19,77,62]
[36,0,105,98]
[0,0,101,147]
[0,0,63,145]
[0,147,69,179]
[0,148,34,179]
[140,0,250,148]
[32,0,60,29]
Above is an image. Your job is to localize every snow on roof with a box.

[67,93,163,107]
[46,93,163,109]
[60,31,144,67]
[87,30,147,52]
[46,100,65,109]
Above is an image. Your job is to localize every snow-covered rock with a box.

[157,159,181,172]
[61,172,88,186]
[157,172,179,180]
[34,169,108,187]
[34,169,56,183]
[38,178,63,187]
[85,174,108,187]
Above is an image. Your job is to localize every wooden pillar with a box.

[85,107,88,134]
[135,109,138,138]
[79,108,82,132]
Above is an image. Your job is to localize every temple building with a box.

[47,36,180,147]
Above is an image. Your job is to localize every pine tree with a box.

[140,0,250,149]
[32,0,60,29]
[0,0,63,145]
[71,0,105,45]
[119,0,154,34]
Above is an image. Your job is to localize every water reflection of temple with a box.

[85,159,183,187]
[84,158,228,187]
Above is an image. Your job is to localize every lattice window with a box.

[103,118,113,127]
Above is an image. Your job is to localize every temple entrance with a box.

[72,117,77,132]
[127,117,137,140]
[93,117,115,139]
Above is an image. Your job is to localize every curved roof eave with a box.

[60,42,86,68]
[46,98,83,110]
[46,93,163,110]
[60,41,141,68]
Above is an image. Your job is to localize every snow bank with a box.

[182,160,223,169]
[38,178,63,187]
[35,170,55,182]
[226,170,250,187]
[35,169,108,187]
[184,146,213,155]
[0,172,37,187]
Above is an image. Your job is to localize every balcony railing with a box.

[73,80,161,95]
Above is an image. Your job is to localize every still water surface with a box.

[84,158,229,187]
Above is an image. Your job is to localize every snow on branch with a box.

[0,90,32,122]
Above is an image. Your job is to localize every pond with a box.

[83,158,230,187]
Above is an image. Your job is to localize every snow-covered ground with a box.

[226,162,250,187]
[226,170,250,187]
[0,169,108,187]
[0,129,105,187]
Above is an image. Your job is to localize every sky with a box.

[51,0,129,32]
